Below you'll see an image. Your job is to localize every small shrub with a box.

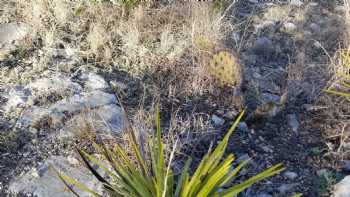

[55,109,286,197]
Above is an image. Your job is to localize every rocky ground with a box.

[1,0,350,197]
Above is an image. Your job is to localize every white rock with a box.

[333,176,350,197]
[290,0,303,6]
[283,171,298,180]
[283,22,297,33]
[28,74,82,95]
[212,115,224,126]
[3,86,32,113]
[0,23,32,46]
[9,156,103,197]
[80,72,109,90]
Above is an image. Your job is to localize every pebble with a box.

[211,115,224,126]
[310,23,321,34]
[287,114,299,133]
[237,122,249,132]
[283,22,297,33]
[253,37,273,54]
[283,171,298,180]
[277,183,296,194]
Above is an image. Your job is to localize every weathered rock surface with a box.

[9,156,103,197]
[0,22,34,59]
[3,72,124,196]
[333,176,350,197]
[0,23,32,46]
[2,72,124,135]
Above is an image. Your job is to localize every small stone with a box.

[283,22,297,33]
[333,176,350,197]
[237,122,249,132]
[310,23,321,34]
[261,145,273,153]
[212,115,224,126]
[287,114,299,133]
[79,73,108,91]
[253,37,273,54]
[277,184,296,194]
[283,171,298,180]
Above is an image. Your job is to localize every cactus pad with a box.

[208,51,241,86]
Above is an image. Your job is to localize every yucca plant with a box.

[325,49,350,101]
[55,108,286,197]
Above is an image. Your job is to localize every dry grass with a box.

[318,0,350,163]
[5,1,233,92]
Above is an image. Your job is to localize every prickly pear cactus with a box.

[208,51,242,87]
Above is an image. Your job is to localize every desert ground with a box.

[0,0,350,196]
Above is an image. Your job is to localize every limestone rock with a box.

[333,176,350,197]
[9,156,103,197]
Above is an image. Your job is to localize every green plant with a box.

[55,109,286,197]
[325,50,350,100]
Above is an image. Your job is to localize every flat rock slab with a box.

[0,23,31,45]
[333,176,350,197]
[9,156,103,197]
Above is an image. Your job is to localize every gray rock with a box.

[261,93,280,104]
[79,72,109,91]
[3,86,32,113]
[3,73,125,135]
[28,74,82,96]
[277,183,296,194]
[19,90,120,130]
[237,122,249,132]
[310,23,321,34]
[0,23,32,46]
[9,156,103,197]
[283,171,298,180]
[287,114,299,133]
[212,115,224,126]
[253,37,273,54]
[333,176,350,197]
